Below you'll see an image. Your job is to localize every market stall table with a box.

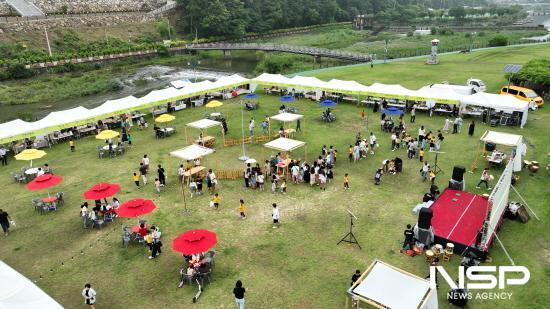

[102,144,118,151]
[159,127,176,138]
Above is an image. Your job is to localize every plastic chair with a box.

[48,202,57,212]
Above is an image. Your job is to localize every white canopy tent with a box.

[0,261,63,308]
[170,79,192,89]
[269,112,304,123]
[252,73,293,87]
[366,83,418,100]
[264,137,305,152]
[326,79,371,94]
[416,86,465,105]
[185,118,224,145]
[88,96,139,120]
[169,144,214,161]
[461,92,529,128]
[480,130,525,171]
[349,260,438,309]
[0,119,35,143]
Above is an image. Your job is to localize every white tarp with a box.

[0,120,35,142]
[252,73,293,86]
[289,76,329,90]
[326,79,371,93]
[170,80,191,89]
[270,112,304,123]
[417,86,465,103]
[350,260,438,309]
[186,119,221,130]
[170,144,214,161]
[0,261,63,308]
[480,130,525,171]
[264,137,305,152]
[430,83,475,96]
[33,107,92,131]
[138,87,181,105]
[461,92,529,127]
[212,74,249,89]
[367,83,417,98]
[89,96,139,118]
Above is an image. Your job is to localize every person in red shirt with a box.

[137,223,148,238]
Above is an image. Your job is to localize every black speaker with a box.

[448,179,463,190]
[485,142,496,152]
[452,165,466,182]
[418,208,433,229]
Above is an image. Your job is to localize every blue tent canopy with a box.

[383,107,403,116]
[280,95,295,102]
[245,93,258,99]
[319,100,337,107]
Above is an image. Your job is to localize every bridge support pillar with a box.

[223,50,232,59]
[313,55,321,65]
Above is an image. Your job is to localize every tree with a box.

[448,6,466,20]
[488,35,508,47]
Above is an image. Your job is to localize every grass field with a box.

[0,46,549,308]
[254,24,548,58]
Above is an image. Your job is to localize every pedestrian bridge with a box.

[171,43,372,62]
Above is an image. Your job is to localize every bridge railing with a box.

[183,43,372,62]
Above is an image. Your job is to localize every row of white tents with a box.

[0,73,530,144]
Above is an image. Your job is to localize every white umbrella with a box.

[245,158,257,164]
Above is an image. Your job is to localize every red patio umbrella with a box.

[83,183,121,200]
[172,229,217,255]
[26,174,63,190]
[115,198,157,218]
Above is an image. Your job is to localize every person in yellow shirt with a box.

[212,193,221,209]
[344,173,350,190]
[144,231,153,252]
[132,172,140,188]
[239,199,246,219]
[348,145,353,162]
[69,139,75,152]
[419,148,425,162]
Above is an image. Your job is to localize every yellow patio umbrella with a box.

[95,130,120,140]
[155,114,176,123]
[15,149,47,167]
[205,100,223,108]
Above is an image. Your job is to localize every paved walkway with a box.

[6,0,44,16]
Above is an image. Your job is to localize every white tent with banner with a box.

[416,86,464,105]
[480,131,525,171]
[349,260,438,309]
[461,93,529,128]
[0,261,63,308]
[252,73,293,87]
[366,83,418,100]
[325,79,371,94]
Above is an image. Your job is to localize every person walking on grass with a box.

[154,178,161,195]
[476,168,492,190]
[421,161,430,182]
[82,283,96,309]
[149,226,162,259]
[419,148,425,162]
[410,105,416,123]
[239,199,246,220]
[69,139,75,152]
[233,280,246,309]
[0,209,12,236]
[344,173,350,190]
[132,172,140,188]
[248,118,255,136]
[211,193,221,210]
[468,120,475,137]
[139,163,148,185]
[280,179,287,194]
[157,164,166,186]
[272,203,280,228]
[374,168,382,185]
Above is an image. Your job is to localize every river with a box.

[1,51,349,122]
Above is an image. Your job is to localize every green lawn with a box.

[254,24,548,58]
[0,46,548,308]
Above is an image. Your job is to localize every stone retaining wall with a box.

[0,0,166,15]
[0,1,12,16]
[0,12,156,32]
